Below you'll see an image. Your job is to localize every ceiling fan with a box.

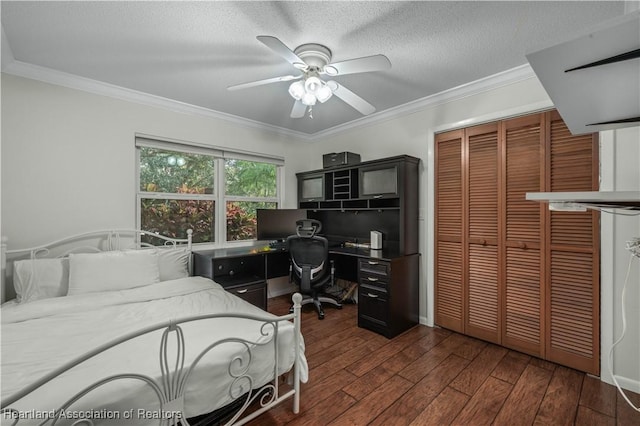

[227,36,391,118]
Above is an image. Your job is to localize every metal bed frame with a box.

[0,230,303,426]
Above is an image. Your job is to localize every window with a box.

[225,159,278,241]
[137,137,282,244]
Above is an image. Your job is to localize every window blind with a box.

[135,135,285,166]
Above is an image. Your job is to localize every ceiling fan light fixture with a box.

[316,84,333,103]
[304,76,322,93]
[301,92,317,106]
[288,81,305,100]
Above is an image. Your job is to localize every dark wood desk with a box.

[193,244,419,338]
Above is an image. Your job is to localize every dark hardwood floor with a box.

[249,294,640,425]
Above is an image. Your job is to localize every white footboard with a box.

[1,293,304,426]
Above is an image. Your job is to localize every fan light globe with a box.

[288,81,305,100]
[316,85,333,103]
[301,92,317,106]
[305,76,322,93]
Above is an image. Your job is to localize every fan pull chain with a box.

[308,106,313,119]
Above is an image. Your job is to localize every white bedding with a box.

[1,277,307,425]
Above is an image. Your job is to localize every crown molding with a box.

[1,60,313,141]
[2,56,535,142]
[310,63,537,140]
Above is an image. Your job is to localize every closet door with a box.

[434,110,600,374]
[545,111,600,375]
[502,115,545,356]
[435,130,464,332]
[465,123,500,343]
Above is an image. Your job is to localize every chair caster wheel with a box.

[337,305,343,310]
[318,313,325,320]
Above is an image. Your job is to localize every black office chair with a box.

[287,219,342,320]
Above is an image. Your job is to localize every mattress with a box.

[1,277,307,425]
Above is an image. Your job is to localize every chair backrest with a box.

[286,220,329,292]
[293,218,322,237]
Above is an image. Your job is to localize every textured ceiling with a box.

[1,1,626,136]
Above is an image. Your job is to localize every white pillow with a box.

[67,250,160,295]
[156,248,190,281]
[13,258,69,303]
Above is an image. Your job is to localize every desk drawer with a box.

[358,259,390,277]
[359,271,388,290]
[359,285,388,321]
[358,284,389,334]
[227,281,267,310]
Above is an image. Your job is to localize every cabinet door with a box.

[358,163,399,199]
[435,130,464,332]
[502,115,544,356]
[546,111,600,375]
[465,123,500,343]
[298,173,325,202]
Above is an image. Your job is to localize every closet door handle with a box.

[518,242,528,249]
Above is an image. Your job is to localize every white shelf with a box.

[526,191,640,210]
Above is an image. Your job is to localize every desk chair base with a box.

[290,294,342,320]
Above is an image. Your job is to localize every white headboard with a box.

[1,229,193,303]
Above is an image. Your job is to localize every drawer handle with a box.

[367,277,379,282]
[373,195,383,199]
[368,261,379,265]
[366,293,379,298]
[236,289,248,294]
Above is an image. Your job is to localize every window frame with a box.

[135,135,284,247]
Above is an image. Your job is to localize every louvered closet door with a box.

[502,115,545,356]
[465,123,500,343]
[435,130,464,332]
[546,111,600,375]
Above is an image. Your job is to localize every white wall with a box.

[2,70,639,391]
[600,126,640,392]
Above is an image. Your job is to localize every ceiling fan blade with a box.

[257,35,306,68]
[329,82,376,115]
[290,100,307,118]
[325,54,391,76]
[227,75,301,91]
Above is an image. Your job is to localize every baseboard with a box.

[610,375,640,394]
[268,284,297,299]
